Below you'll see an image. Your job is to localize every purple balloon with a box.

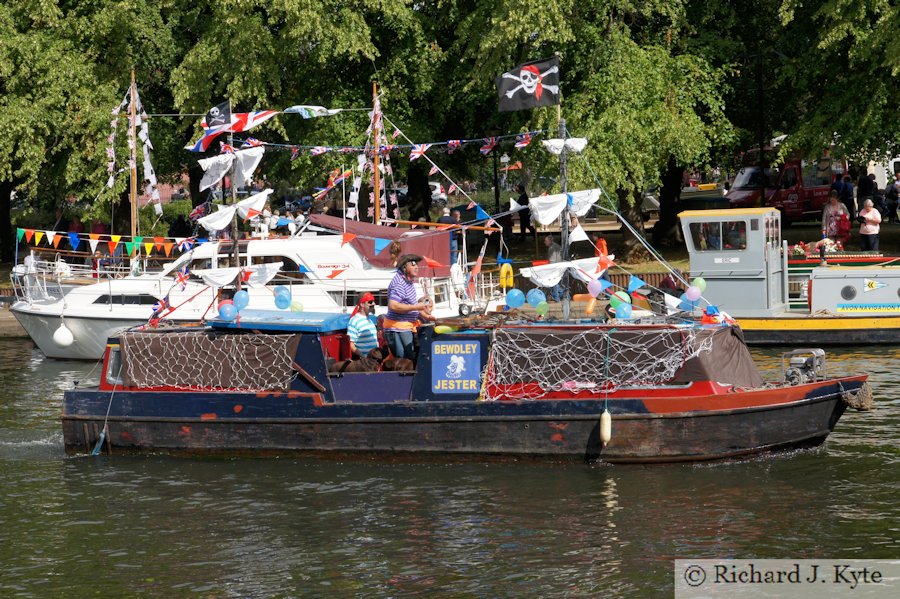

[685,285,702,302]
[587,278,604,298]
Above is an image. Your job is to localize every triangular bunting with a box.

[627,275,648,294]
[341,233,357,246]
[89,233,101,243]
[163,242,174,256]
[108,235,121,254]
[474,205,491,221]
[51,233,62,248]
[68,232,80,249]
[24,229,34,243]
[88,238,100,253]
[569,224,589,243]
[144,242,155,254]
[423,256,444,268]
[43,231,57,246]
[373,238,391,254]
[153,236,164,250]
[134,236,144,247]
[34,231,44,245]
[16,228,25,242]
[124,241,136,255]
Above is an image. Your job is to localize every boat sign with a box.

[432,340,481,393]
[714,257,741,264]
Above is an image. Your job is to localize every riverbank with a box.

[0,310,26,337]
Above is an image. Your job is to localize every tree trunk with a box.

[652,156,684,247]
[0,181,13,262]
[188,162,205,208]
[616,188,651,263]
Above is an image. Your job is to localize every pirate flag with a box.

[205,101,231,129]
[496,56,561,112]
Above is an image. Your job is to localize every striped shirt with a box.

[348,313,378,355]
[385,272,419,328]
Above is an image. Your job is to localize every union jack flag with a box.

[188,204,206,221]
[515,133,532,149]
[242,137,263,147]
[152,296,169,315]
[290,146,300,161]
[392,128,401,139]
[178,237,196,251]
[447,140,461,154]
[428,164,439,176]
[448,183,458,194]
[480,137,497,155]
[175,267,190,290]
[310,146,328,156]
[467,200,477,209]
[409,143,432,161]
[220,142,236,154]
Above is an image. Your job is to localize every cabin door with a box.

[764,213,787,310]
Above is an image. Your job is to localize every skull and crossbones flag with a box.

[496,56,561,112]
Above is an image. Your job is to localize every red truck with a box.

[728,157,846,224]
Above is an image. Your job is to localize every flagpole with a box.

[372,81,381,225]
[558,110,571,321]
[129,67,138,243]
[228,101,241,286]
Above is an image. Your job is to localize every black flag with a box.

[204,101,231,129]
[496,56,561,112]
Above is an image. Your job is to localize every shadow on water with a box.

[0,339,897,597]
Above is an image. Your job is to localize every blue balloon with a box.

[274,293,291,310]
[274,285,291,299]
[678,292,699,312]
[616,303,633,319]
[506,288,525,308]
[219,303,238,321]
[526,288,546,307]
[233,290,250,311]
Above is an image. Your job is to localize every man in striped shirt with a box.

[383,254,435,360]
[348,292,379,358]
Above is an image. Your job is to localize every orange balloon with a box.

[586,298,597,315]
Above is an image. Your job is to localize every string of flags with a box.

[16,228,205,256]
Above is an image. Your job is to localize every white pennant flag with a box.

[198,154,235,191]
[88,238,100,253]
[197,204,237,232]
[663,292,682,315]
[236,188,273,220]
[569,223,589,243]
[233,147,265,189]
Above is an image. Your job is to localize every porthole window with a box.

[840,286,857,300]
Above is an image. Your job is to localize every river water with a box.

[0,338,896,597]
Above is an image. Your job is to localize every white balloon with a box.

[53,323,74,347]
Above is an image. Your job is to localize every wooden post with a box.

[129,67,138,243]
[372,81,381,225]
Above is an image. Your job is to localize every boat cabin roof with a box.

[678,207,776,219]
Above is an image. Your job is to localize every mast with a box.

[558,109,571,321]
[372,81,381,225]
[128,67,138,242]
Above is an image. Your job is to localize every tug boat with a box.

[62,309,870,463]
[681,207,900,344]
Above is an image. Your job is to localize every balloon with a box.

[685,285,702,302]
[526,288,546,307]
[289,300,304,312]
[434,325,459,335]
[274,293,291,310]
[586,297,597,315]
[691,277,707,292]
[535,301,549,316]
[233,290,250,311]
[587,278,605,298]
[678,293,699,312]
[273,285,291,299]
[616,303,633,319]
[506,288,525,308]
[608,290,631,309]
[219,303,238,321]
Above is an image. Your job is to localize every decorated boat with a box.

[62,309,871,463]
[681,207,900,344]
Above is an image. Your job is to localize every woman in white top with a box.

[857,198,882,251]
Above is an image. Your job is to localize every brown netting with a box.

[120,330,300,391]
[483,325,763,400]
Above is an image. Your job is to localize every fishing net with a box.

[482,326,719,401]
[120,330,299,391]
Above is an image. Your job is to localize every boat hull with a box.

[736,315,900,345]
[10,306,146,360]
[62,377,862,463]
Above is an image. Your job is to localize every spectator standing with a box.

[516,183,535,242]
[886,172,900,224]
[840,175,855,215]
[857,199,882,251]
[822,191,850,243]
[544,235,564,301]
[857,171,874,207]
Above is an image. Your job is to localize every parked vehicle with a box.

[729,158,846,224]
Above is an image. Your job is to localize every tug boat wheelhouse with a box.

[62,310,870,463]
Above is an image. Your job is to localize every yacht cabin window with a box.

[689,221,747,251]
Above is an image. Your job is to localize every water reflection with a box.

[0,340,897,597]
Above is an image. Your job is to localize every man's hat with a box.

[396,254,424,271]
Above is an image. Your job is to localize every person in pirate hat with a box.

[382,254,435,360]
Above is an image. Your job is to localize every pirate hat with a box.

[396,254,424,271]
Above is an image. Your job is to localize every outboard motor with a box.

[781,348,826,385]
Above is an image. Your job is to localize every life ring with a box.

[499,263,514,289]
[459,304,472,317]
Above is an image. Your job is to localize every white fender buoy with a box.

[53,322,75,347]
[600,409,612,447]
